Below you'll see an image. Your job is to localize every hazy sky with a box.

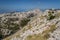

[0,0,60,13]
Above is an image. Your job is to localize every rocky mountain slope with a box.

[3,9,60,40]
[0,9,41,40]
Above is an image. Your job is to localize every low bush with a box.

[47,12,55,20]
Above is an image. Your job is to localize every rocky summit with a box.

[0,9,60,40]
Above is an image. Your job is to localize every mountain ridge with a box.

[1,9,60,40]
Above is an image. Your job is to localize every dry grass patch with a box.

[25,24,56,40]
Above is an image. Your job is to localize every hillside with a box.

[2,9,60,40]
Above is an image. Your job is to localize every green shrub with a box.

[47,12,55,20]
[47,15,55,20]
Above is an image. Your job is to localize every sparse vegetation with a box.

[0,18,20,39]
[0,17,30,40]
[20,18,30,27]
[47,11,55,20]
[25,24,56,40]
[27,13,35,18]
[0,31,4,40]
